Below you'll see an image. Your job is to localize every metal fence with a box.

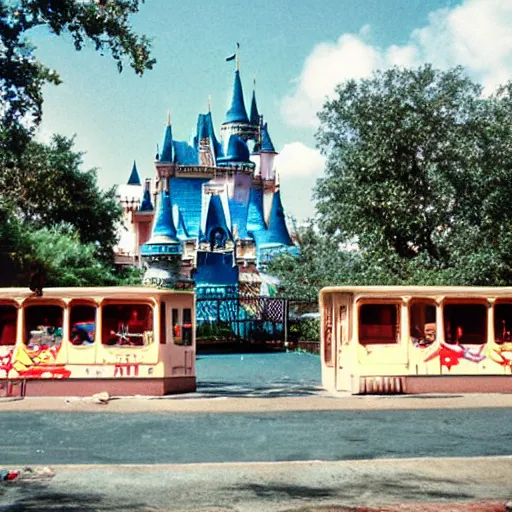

[196,296,317,343]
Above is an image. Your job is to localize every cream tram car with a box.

[320,286,512,394]
[0,287,195,396]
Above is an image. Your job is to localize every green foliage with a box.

[289,318,320,342]
[24,223,119,286]
[0,134,122,262]
[0,221,141,287]
[0,1,151,287]
[0,0,154,149]
[196,321,236,340]
[289,65,512,292]
[268,224,360,301]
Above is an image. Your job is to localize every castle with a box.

[115,59,298,297]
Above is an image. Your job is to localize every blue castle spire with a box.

[249,87,260,126]
[159,121,174,163]
[127,160,141,185]
[140,185,181,256]
[260,123,276,153]
[217,134,251,165]
[196,112,223,159]
[262,190,293,246]
[224,71,249,124]
[247,187,266,234]
[176,208,191,240]
[204,194,231,246]
[139,180,153,211]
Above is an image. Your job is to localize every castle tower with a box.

[259,123,277,181]
[114,50,298,294]
[155,115,175,179]
[220,69,258,142]
[115,161,143,266]
[140,177,183,288]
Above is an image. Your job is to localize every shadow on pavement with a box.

[227,473,475,505]
[193,380,325,398]
[0,482,147,512]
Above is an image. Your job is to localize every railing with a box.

[196,296,317,343]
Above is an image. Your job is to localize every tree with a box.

[314,65,512,286]
[0,0,155,150]
[24,223,140,287]
[0,134,122,261]
[267,224,361,301]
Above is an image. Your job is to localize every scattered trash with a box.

[90,391,110,404]
[0,470,19,481]
[0,466,54,483]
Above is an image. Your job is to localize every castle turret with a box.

[259,123,277,180]
[203,194,232,250]
[139,179,154,212]
[221,70,258,142]
[196,111,222,166]
[127,160,141,185]
[217,134,254,169]
[250,85,263,154]
[249,85,260,127]
[247,186,266,234]
[140,179,183,288]
[265,188,293,247]
[155,116,175,178]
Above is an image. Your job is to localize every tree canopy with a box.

[0,0,155,150]
[0,134,122,262]
[0,135,135,286]
[0,0,152,287]
[273,66,512,299]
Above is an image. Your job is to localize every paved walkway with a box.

[2,392,512,510]
[2,392,512,413]
[1,458,511,511]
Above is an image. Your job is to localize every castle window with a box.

[210,228,227,250]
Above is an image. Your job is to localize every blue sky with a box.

[31,0,511,222]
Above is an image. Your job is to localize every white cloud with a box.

[281,34,381,128]
[282,0,512,128]
[275,141,326,178]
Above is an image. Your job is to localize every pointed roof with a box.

[224,70,249,124]
[176,208,191,240]
[247,186,266,234]
[152,189,178,241]
[217,134,252,165]
[195,112,223,158]
[159,123,174,163]
[204,194,231,242]
[127,160,141,185]
[260,190,293,247]
[140,188,181,256]
[250,88,260,126]
[139,180,153,211]
[260,123,276,153]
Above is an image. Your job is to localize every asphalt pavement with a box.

[2,408,512,465]
[1,458,512,512]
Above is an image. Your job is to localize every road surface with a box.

[2,407,512,465]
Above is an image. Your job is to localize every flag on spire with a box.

[226,42,240,62]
